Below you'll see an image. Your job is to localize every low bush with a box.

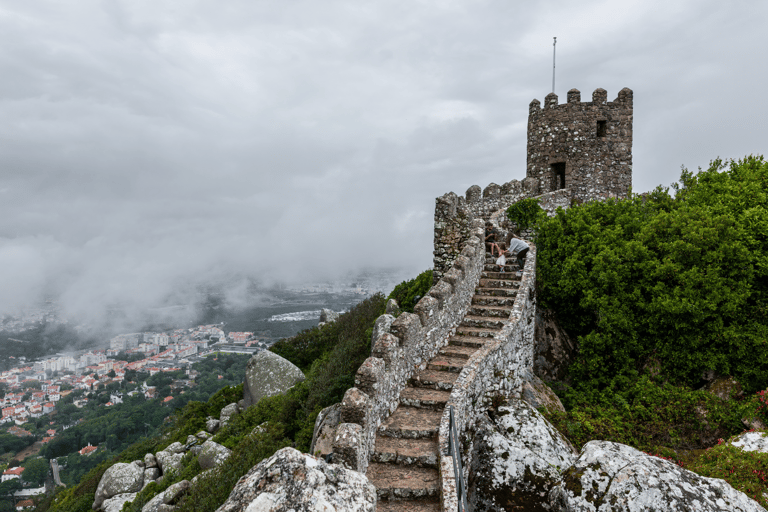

[387,269,433,313]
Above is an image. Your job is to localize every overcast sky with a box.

[0,0,765,323]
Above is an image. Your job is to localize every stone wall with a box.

[439,244,537,512]
[527,87,633,203]
[331,218,487,473]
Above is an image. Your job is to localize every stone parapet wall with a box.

[439,244,537,512]
[433,179,539,283]
[331,218,487,473]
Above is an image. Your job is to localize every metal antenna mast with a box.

[552,37,557,93]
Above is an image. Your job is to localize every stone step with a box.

[479,278,521,289]
[472,294,517,307]
[460,315,505,330]
[468,304,513,318]
[367,463,440,501]
[448,334,489,348]
[481,271,521,280]
[475,286,518,298]
[428,355,467,373]
[379,406,443,439]
[399,387,450,410]
[371,436,439,468]
[410,369,458,390]
[375,499,440,512]
[484,263,519,273]
[440,344,478,360]
[454,325,499,338]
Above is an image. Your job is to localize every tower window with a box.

[551,162,566,190]
[597,120,607,137]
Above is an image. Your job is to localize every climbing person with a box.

[504,233,530,269]
[485,223,505,259]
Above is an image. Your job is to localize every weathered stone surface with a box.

[319,308,340,325]
[331,423,365,471]
[520,368,565,413]
[198,440,232,470]
[551,440,765,511]
[165,442,185,454]
[196,430,212,441]
[206,417,220,433]
[533,308,575,383]
[102,492,137,512]
[705,376,743,401]
[143,453,157,469]
[143,467,160,484]
[142,480,191,512]
[730,431,768,453]
[93,462,145,510]
[215,447,376,512]
[385,299,399,316]
[242,350,305,408]
[219,403,239,424]
[154,450,183,477]
[371,314,395,349]
[310,402,341,458]
[468,401,576,511]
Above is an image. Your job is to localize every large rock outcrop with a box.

[198,440,232,470]
[468,400,577,511]
[215,447,376,512]
[242,351,305,408]
[551,441,766,511]
[93,462,145,510]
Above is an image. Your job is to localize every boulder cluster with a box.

[468,399,767,512]
[93,404,235,512]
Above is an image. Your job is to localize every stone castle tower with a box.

[527,87,633,202]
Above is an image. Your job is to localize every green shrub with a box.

[387,269,433,313]
[541,377,755,453]
[506,197,545,232]
[536,156,768,402]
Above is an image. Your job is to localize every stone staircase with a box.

[366,237,523,511]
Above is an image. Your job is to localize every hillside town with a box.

[0,325,271,428]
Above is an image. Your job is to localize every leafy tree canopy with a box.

[536,156,768,404]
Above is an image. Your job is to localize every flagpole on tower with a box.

[552,37,557,93]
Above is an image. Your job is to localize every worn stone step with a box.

[371,436,438,468]
[475,286,518,298]
[379,406,442,438]
[440,344,478,359]
[484,263,519,272]
[479,278,521,289]
[428,355,467,373]
[468,304,513,318]
[472,294,517,307]
[454,325,499,338]
[375,499,440,512]
[449,334,488,348]
[481,270,522,280]
[410,369,458,390]
[366,463,440,501]
[460,315,504,330]
[399,387,450,410]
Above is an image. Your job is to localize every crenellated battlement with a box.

[527,87,633,202]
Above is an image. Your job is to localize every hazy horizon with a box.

[1,1,765,329]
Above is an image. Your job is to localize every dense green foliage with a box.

[537,156,768,403]
[542,376,758,453]
[387,269,433,313]
[506,197,545,231]
[0,433,35,456]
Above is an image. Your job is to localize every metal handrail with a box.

[448,406,467,512]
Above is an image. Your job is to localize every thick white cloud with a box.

[0,0,765,324]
